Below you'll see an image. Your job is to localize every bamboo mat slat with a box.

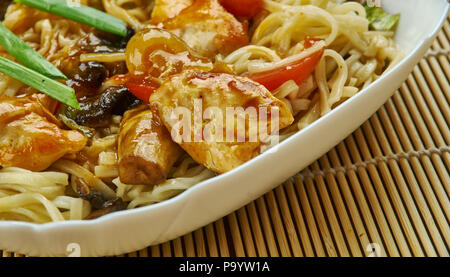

[2,19,449,258]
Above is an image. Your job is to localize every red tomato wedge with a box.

[125,82,158,103]
[248,42,324,91]
[220,0,263,18]
[108,74,159,103]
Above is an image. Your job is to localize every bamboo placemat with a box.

[2,18,449,258]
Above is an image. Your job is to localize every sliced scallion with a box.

[14,0,128,37]
[365,5,400,31]
[0,23,67,80]
[0,56,80,110]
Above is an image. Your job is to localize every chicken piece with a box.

[118,105,183,185]
[151,0,193,23]
[125,27,213,77]
[150,72,294,174]
[0,94,87,171]
[160,0,249,58]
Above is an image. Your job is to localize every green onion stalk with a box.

[0,57,80,109]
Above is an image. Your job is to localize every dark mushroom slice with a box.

[66,61,107,94]
[93,26,135,49]
[118,105,183,185]
[85,198,127,220]
[71,174,126,219]
[62,85,142,128]
[59,29,133,98]
[71,175,107,210]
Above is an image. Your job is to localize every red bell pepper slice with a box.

[248,40,324,91]
[220,0,263,18]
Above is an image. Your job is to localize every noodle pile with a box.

[0,1,93,97]
[102,0,154,30]
[0,0,402,223]
[225,0,403,133]
[0,167,91,222]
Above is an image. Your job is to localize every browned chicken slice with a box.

[157,0,249,58]
[0,94,87,171]
[151,0,194,23]
[125,27,213,77]
[150,72,294,174]
[118,105,183,185]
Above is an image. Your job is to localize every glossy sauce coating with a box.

[125,27,213,77]
[118,105,183,185]
[0,94,87,171]
[155,0,249,58]
[150,72,294,174]
[151,0,194,23]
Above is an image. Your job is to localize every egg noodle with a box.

[225,0,403,133]
[0,0,402,223]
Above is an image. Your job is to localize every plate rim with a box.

[0,0,448,256]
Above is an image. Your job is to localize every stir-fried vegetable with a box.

[0,23,67,80]
[219,0,263,17]
[122,75,160,103]
[98,74,159,104]
[62,86,141,127]
[0,57,80,109]
[248,40,325,91]
[125,81,158,103]
[13,0,128,37]
[365,5,400,31]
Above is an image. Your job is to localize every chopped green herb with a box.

[365,5,400,31]
[0,57,80,110]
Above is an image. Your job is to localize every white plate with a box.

[0,0,448,257]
